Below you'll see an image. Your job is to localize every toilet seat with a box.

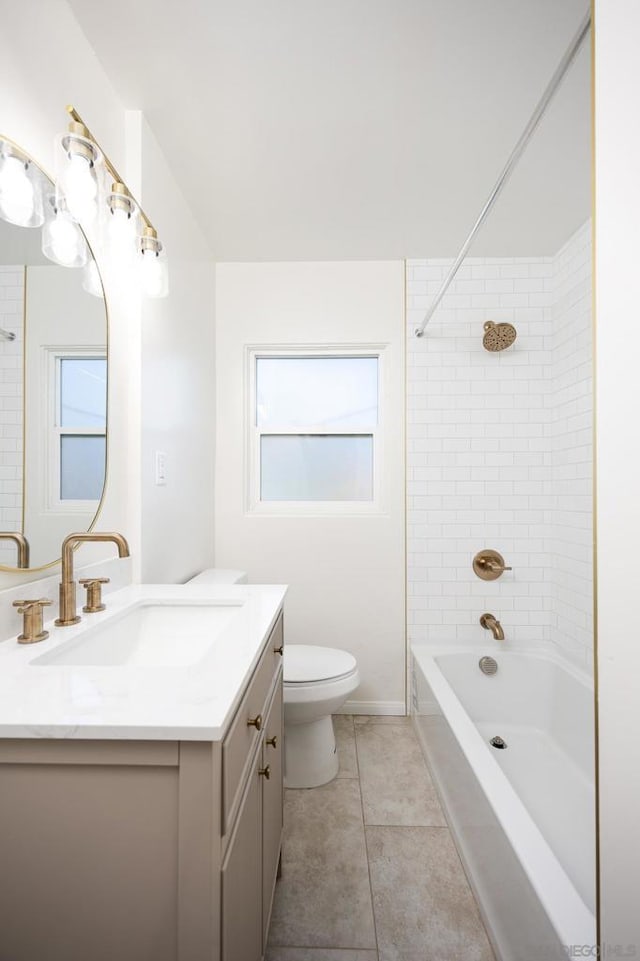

[284,645,357,684]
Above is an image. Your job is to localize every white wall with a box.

[594,0,640,947]
[406,226,592,671]
[138,118,215,583]
[0,266,23,567]
[0,1,215,593]
[215,261,405,713]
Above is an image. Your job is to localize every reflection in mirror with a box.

[0,137,107,571]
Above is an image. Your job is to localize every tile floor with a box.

[267,715,496,961]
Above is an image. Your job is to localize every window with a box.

[250,351,382,511]
[53,355,107,504]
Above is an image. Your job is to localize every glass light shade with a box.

[105,184,140,264]
[82,259,105,298]
[42,206,89,268]
[0,152,44,227]
[140,246,169,298]
[55,128,103,225]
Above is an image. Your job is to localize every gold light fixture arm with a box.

[65,104,157,235]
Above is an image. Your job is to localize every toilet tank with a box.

[186,569,248,585]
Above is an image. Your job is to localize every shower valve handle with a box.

[472,550,512,581]
[481,559,512,572]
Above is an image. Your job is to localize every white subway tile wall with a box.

[549,223,593,668]
[406,222,593,669]
[0,266,24,568]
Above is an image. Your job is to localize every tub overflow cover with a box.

[479,656,498,676]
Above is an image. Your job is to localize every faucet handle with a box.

[79,577,110,613]
[13,598,52,612]
[12,598,52,644]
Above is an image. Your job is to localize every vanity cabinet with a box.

[0,610,285,961]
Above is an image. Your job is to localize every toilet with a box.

[186,568,248,585]
[186,571,359,789]
[283,645,360,789]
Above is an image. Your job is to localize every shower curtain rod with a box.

[0,328,15,341]
[414,9,591,338]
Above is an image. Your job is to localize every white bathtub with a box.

[412,645,596,961]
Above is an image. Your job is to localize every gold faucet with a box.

[480,612,505,641]
[56,532,130,626]
[0,532,29,568]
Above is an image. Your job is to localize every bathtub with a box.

[411,645,596,961]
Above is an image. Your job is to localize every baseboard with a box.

[339,700,407,716]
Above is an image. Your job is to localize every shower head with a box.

[482,321,517,352]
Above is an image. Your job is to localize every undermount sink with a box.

[32,600,244,668]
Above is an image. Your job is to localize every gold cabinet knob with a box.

[247,714,263,731]
[12,598,52,644]
[273,643,284,655]
[266,735,278,749]
[79,577,110,613]
[259,765,271,780]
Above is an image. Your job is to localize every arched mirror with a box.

[0,136,107,571]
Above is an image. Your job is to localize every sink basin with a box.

[32,600,244,667]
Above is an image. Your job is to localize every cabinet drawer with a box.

[222,612,283,833]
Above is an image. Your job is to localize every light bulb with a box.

[105,184,139,264]
[139,225,169,298]
[61,153,98,223]
[141,248,168,298]
[108,206,135,247]
[0,155,40,227]
[42,208,88,268]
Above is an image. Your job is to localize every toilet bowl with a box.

[283,645,360,789]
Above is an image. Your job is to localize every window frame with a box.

[46,348,107,511]
[246,345,386,515]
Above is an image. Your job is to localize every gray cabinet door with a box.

[262,680,284,948]
[221,751,262,961]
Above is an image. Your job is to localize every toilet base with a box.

[284,714,339,788]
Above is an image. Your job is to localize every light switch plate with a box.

[155,451,167,486]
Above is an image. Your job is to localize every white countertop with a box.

[0,584,287,741]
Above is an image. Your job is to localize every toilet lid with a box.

[284,645,357,683]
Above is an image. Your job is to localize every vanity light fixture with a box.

[0,110,167,295]
[0,141,44,228]
[55,105,169,296]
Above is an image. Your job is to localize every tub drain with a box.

[490,735,507,750]
[479,656,498,676]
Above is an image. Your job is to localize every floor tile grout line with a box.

[353,716,381,959]
[268,945,378,954]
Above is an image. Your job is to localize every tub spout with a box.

[480,613,505,641]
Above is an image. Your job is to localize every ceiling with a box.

[68,0,591,261]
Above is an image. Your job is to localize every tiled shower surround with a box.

[406,222,592,670]
[0,266,23,568]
